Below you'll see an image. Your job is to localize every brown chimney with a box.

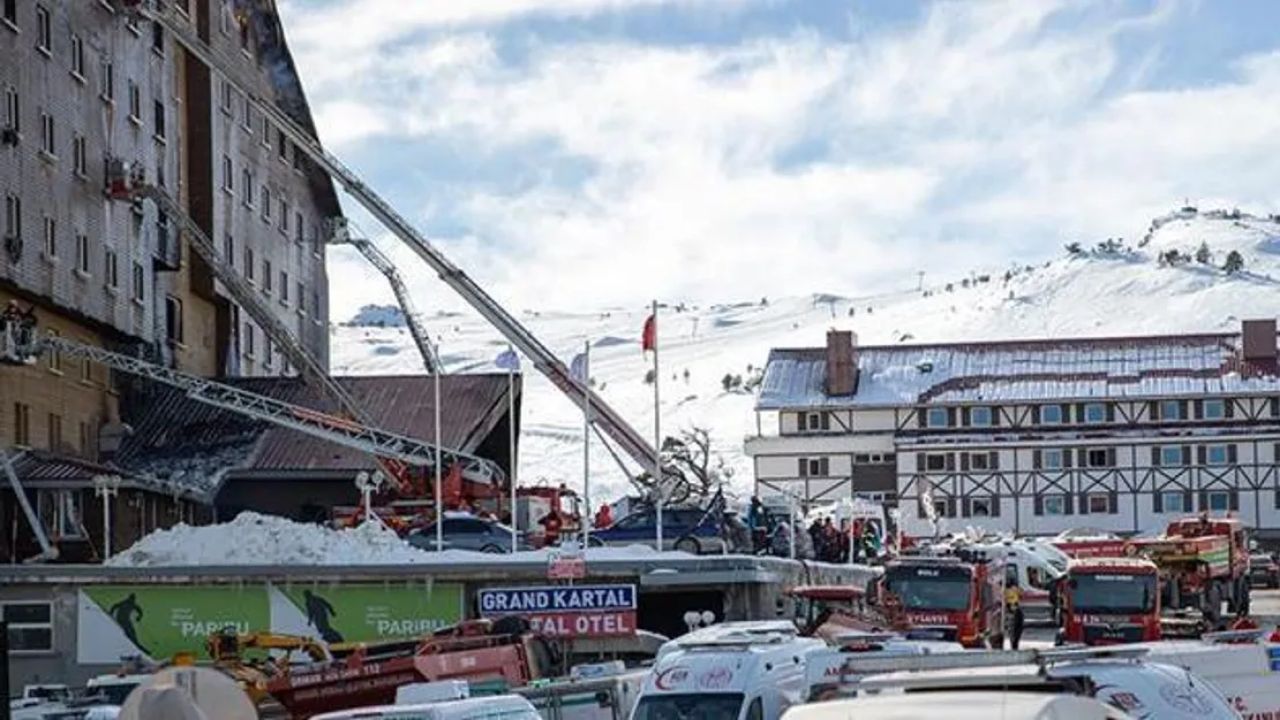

[1242,319,1277,363]
[825,330,858,396]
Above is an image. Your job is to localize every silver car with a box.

[407,515,530,553]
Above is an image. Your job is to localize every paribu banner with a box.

[77,583,463,664]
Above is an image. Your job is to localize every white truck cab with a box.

[633,622,826,720]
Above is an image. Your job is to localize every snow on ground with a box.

[329,210,1280,505]
[107,512,688,566]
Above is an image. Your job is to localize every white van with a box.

[631,622,826,720]
[1140,634,1280,718]
[799,646,1238,719]
[958,540,1062,619]
[516,669,648,720]
[311,695,541,720]
[785,692,1132,720]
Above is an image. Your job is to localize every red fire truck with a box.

[1058,557,1161,646]
[874,557,1005,649]
[1133,515,1251,624]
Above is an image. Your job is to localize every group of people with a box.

[1,300,37,353]
[742,497,884,562]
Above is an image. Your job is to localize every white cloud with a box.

[291,0,1280,322]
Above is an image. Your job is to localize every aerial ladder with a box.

[128,0,673,490]
[103,166,433,494]
[0,327,503,492]
[327,219,441,373]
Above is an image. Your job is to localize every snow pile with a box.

[107,512,692,567]
[346,304,408,327]
[330,210,1280,503]
[107,512,430,566]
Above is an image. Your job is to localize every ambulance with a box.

[631,622,826,720]
[1140,632,1280,719]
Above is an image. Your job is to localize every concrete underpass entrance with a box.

[638,588,725,640]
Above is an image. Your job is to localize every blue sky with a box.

[275,0,1280,318]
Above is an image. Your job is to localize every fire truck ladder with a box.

[138,2,664,482]
[1,332,502,482]
[109,183,420,493]
[327,219,441,373]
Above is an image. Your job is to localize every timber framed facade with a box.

[746,323,1280,540]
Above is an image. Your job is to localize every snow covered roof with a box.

[114,374,516,496]
[757,332,1280,409]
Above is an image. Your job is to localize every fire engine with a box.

[1057,557,1161,646]
[1133,515,1252,624]
[873,556,1005,649]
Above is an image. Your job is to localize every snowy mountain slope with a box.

[329,209,1280,505]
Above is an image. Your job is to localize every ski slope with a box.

[331,209,1280,505]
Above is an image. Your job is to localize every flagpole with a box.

[652,300,663,552]
[434,339,444,553]
[582,339,592,548]
[508,345,518,552]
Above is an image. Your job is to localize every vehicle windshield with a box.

[884,566,972,611]
[631,693,745,720]
[1069,572,1156,614]
[89,682,139,705]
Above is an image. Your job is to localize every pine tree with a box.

[1223,250,1245,275]
[1064,241,1083,256]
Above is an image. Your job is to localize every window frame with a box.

[2,601,54,654]
[1159,399,1182,422]
[74,232,90,275]
[1202,399,1225,420]
[1206,491,1230,513]
[1159,446,1183,467]
[1161,491,1185,514]
[164,295,184,344]
[70,33,86,80]
[1082,402,1107,424]
[924,453,947,472]
[1205,444,1228,466]
[1043,495,1066,516]
[1087,493,1112,515]
[1040,404,1063,425]
[969,452,991,471]
[1086,448,1110,468]
[969,406,993,427]
[35,4,52,55]
[926,407,948,428]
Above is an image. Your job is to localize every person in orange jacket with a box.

[594,503,614,529]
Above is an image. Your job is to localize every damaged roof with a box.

[113,374,517,497]
[7,450,198,497]
[757,332,1280,409]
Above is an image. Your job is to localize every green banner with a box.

[279,584,463,644]
[83,585,269,660]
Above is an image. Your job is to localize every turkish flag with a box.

[641,314,656,352]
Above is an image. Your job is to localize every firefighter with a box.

[539,509,563,547]
[1005,581,1025,650]
[593,503,613,529]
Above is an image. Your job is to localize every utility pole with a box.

[93,474,122,560]
[917,271,925,291]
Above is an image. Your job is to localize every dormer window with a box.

[926,407,948,428]
[969,406,992,427]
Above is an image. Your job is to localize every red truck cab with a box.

[1059,557,1160,646]
[876,557,1004,649]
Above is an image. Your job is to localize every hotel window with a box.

[75,233,89,274]
[969,406,993,427]
[100,60,115,102]
[70,34,85,79]
[165,295,183,344]
[222,155,233,191]
[3,86,18,135]
[46,412,62,449]
[1042,449,1064,470]
[244,247,255,282]
[38,488,82,539]
[220,80,233,114]
[926,407,948,428]
[1159,399,1183,421]
[280,271,289,304]
[3,193,19,239]
[244,322,256,357]
[803,412,830,432]
[970,453,993,471]
[1159,446,1184,467]
[1087,493,1114,515]
[279,198,289,233]
[127,81,141,122]
[924,453,947,472]
[1082,403,1107,424]
[1161,491,1188,514]
[263,259,273,294]
[1040,404,1063,424]
[242,169,254,207]
[1085,448,1113,468]
[294,212,304,242]
[2,602,54,652]
[73,134,87,176]
[13,402,31,445]
[35,5,51,55]
[153,100,166,140]
[45,330,60,371]
[1202,399,1225,420]
[104,249,118,289]
[1206,491,1230,513]
[1205,445,1229,466]
[39,112,54,156]
[132,262,145,301]
[42,216,56,258]
[262,187,272,220]
[1042,495,1066,516]
[297,282,306,315]
[3,0,16,27]
[150,19,164,55]
[968,497,993,517]
[797,457,829,477]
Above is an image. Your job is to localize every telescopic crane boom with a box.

[328,219,441,373]
[131,0,664,482]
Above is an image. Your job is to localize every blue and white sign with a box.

[477,585,637,617]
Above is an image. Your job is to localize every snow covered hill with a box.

[330,209,1280,505]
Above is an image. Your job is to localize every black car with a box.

[407,514,529,553]
[1248,552,1280,588]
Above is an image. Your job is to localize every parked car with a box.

[407,515,529,553]
[588,505,740,554]
[1248,551,1279,588]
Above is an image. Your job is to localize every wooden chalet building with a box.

[746,321,1280,540]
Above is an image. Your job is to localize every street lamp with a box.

[354,470,386,529]
[92,474,122,560]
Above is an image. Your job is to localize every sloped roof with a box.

[7,450,195,497]
[114,374,516,496]
[757,332,1280,409]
